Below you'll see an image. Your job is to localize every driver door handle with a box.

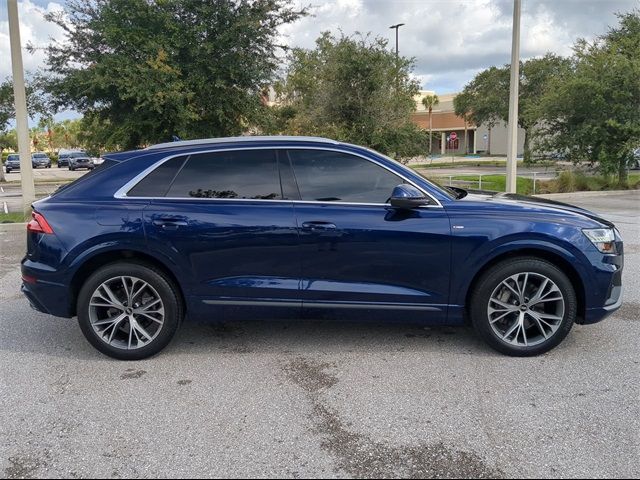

[301,221,337,231]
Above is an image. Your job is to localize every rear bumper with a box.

[21,262,74,318]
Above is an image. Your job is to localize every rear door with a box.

[285,148,452,322]
[133,148,301,318]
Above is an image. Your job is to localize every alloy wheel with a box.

[88,276,165,350]
[487,272,565,347]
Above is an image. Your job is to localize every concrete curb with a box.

[0,222,26,231]
[535,190,639,199]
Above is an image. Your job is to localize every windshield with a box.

[7,155,19,161]
[70,152,88,158]
[32,154,48,158]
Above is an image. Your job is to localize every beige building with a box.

[411,90,525,156]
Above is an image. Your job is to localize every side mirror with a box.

[389,184,430,209]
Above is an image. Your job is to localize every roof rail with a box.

[146,135,340,150]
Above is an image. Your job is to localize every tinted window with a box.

[288,150,403,203]
[166,150,281,200]
[128,156,187,197]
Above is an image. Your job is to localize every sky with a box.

[1,0,638,123]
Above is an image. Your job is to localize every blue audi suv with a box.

[21,136,623,360]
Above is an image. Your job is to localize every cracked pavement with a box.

[0,191,638,478]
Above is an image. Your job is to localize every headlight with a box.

[583,228,617,253]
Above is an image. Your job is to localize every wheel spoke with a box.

[130,280,147,303]
[90,300,122,309]
[501,279,521,299]
[101,283,123,307]
[490,298,517,310]
[135,298,162,313]
[136,312,164,325]
[489,309,515,324]
[501,316,522,342]
[529,314,549,339]
[93,313,126,327]
[121,277,133,304]
[132,321,153,342]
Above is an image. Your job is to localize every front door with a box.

[284,148,452,323]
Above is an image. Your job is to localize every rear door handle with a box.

[301,221,337,231]
[153,218,188,229]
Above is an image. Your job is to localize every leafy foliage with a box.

[268,32,428,160]
[454,55,571,162]
[534,11,640,181]
[0,78,49,133]
[40,0,307,149]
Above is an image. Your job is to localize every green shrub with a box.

[556,171,576,192]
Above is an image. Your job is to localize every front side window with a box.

[287,149,404,204]
[166,149,282,200]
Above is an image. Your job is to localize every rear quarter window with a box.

[52,159,118,196]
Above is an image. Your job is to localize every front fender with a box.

[450,232,594,308]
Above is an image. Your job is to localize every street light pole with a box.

[505,0,521,194]
[7,0,36,216]
[389,23,405,57]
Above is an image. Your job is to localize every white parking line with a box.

[3,201,7,214]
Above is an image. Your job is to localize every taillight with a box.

[27,212,54,234]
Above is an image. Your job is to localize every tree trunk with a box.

[523,129,531,165]
[618,157,628,184]
[463,122,468,155]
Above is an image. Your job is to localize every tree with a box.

[454,55,571,163]
[0,79,49,181]
[535,11,640,182]
[273,32,428,159]
[40,0,307,150]
[421,94,439,156]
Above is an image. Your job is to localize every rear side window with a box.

[128,156,187,197]
[166,150,281,200]
[288,149,403,203]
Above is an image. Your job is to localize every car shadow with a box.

[0,297,501,360]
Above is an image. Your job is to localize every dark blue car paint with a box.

[21,139,623,327]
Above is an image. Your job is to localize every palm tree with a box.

[421,94,440,158]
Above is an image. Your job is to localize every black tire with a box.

[5,168,10,174]
[77,262,183,360]
[470,257,577,356]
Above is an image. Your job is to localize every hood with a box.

[458,189,614,228]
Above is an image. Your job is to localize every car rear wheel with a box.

[470,257,577,356]
[77,262,183,360]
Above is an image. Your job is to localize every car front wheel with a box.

[77,262,183,360]
[470,257,577,356]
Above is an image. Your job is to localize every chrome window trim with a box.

[114,146,443,208]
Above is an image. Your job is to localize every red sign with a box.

[450,132,458,141]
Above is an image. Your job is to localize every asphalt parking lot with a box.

[0,191,638,478]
